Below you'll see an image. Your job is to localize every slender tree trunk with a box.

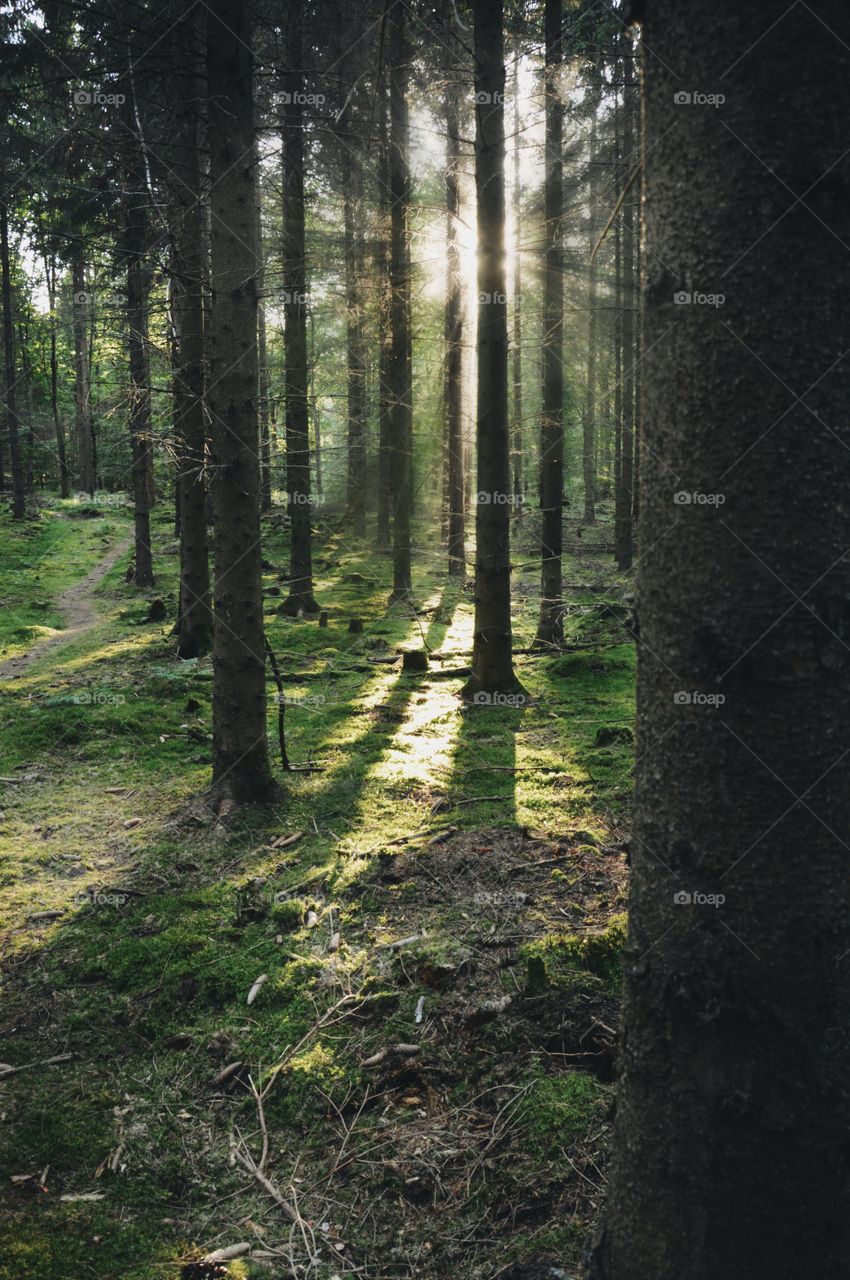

[280,0,319,616]
[206,0,277,807]
[44,253,69,497]
[591,5,850,1277]
[171,2,212,657]
[375,91,392,552]
[0,202,25,519]
[444,63,465,578]
[125,158,155,587]
[387,1,413,602]
[614,41,636,571]
[583,95,600,524]
[535,0,564,646]
[257,184,272,514]
[343,168,367,537]
[462,0,523,700]
[70,242,95,495]
[511,39,523,516]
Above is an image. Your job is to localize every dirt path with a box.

[0,532,134,680]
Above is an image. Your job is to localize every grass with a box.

[0,495,633,1279]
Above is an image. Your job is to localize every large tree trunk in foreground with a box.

[535,0,564,647]
[0,201,25,519]
[590,6,850,1277]
[70,241,95,496]
[279,0,319,617]
[206,0,277,807]
[171,2,212,657]
[387,1,413,602]
[444,64,465,578]
[125,162,155,588]
[461,0,523,700]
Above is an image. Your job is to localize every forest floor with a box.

[0,496,634,1280]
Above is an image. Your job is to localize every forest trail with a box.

[0,525,133,680]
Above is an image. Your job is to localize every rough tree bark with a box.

[590,4,850,1276]
[206,0,277,807]
[444,60,465,578]
[279,0,320,617]
[535,0,564,646]
[461,0,524,700]
[387,0,413,602]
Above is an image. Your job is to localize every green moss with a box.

[270,896,305,929]
[518,1070,607,1159]
[521,913,627,992]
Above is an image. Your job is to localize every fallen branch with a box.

[0,1053,74,1078]
[235,1149,300,1224]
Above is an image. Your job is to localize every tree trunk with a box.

[614,40,636,571]
[44,253,69,497]
[279,0,319,617]
[206,0,277,807]
[535,0,564,647]
[591,5,850,1277]
[125,166,155,588]
[387,0,413,601]
[0,202,25,519]
[461,0,523,700]
[257,184,272,514]
[444,61,465,578]
[70,242,95,495]
[171,2,212,657]
[343,168,367,537]
[511,39,523,516]
[375,89,392,551]
[583,93,600,524]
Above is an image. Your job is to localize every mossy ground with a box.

[0,497,633,1279]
